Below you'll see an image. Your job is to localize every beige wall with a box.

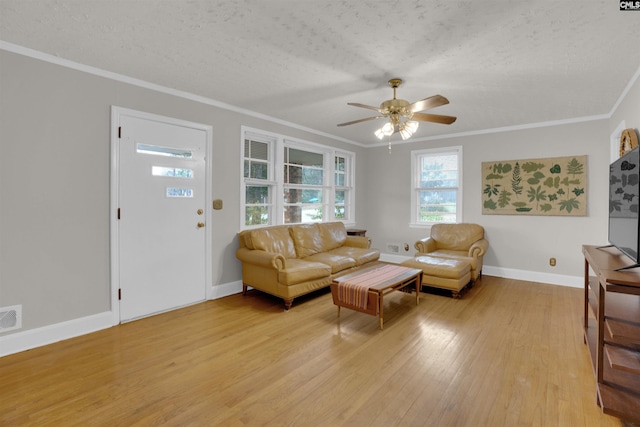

[0,45,638,343]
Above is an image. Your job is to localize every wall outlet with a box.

[550,257,556,267]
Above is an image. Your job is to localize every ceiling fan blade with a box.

[408,95,449,113]
[337,116,385,127]
[347,102,382,113]
[412,112,457,125]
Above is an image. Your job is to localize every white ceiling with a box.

[1,0,639,146]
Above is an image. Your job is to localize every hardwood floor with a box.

[1,276,636,426]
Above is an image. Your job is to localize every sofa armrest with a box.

[414,237,437,254]
[344,235,371,249]
[468,239,489,258]
[236,248,286,270]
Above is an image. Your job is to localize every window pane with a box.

[287,148,323,167]
[335,156,345,172]
[335,172,345,186]
[284,206,323,224]
[335,190,346,219]
[284,188,322,204]
[285,165,323,185]
[246,186,269,204]
[418,190,457,222]
[245,139,268,161]
[249,161,268,180]
[245,206,269,226]
[152,166,193,178]
[420,155,458,188]
[137,144,192,158]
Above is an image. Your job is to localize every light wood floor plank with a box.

[0,276,635,426]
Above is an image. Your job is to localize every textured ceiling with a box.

[1,0,639,146]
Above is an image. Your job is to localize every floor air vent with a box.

[0,305,22,332]
[386,243,401,253]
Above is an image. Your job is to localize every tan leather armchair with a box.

[414,223,489,281]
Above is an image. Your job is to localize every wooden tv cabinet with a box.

[582,245,640,424]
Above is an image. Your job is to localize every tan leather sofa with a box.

[236,222,380,309]
[413,223,489,281]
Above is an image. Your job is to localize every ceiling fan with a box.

[337,78,457,140]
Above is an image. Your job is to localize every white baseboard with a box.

[380,253,582,288]
[208,280,243,300]
[0,281,245,358]
[482,266,582,288]
[379,253,413,263]
[0,311,113,358]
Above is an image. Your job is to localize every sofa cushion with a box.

[304,252,356,273]
[278,259,332,285]
[329,246,380,266]
[290,224,323,258]
[318,222,347,252]
[250,226,297,259]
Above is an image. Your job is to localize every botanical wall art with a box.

[482,155,587,216]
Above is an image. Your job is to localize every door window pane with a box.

[167,187,193,198]
[152,166,193,178]
[137,144,193,158]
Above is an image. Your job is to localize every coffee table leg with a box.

[416,273,421,305]
[379,294,384,330]
[337,305,341,318]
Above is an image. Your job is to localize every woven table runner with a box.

[336,264,409,310]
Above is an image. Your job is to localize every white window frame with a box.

[410,146,463,227]
[242,131,277,228]
[241,126,356,229]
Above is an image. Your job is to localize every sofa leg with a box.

[242,283,248,296]
[283,298,294,310]
[451,290,462,299]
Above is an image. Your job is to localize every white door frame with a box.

[110,106,213,325]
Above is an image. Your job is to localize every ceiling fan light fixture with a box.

[375,121,395,139]
[399,120,419,140]
[339,78,456,141]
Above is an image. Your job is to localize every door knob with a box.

[197,222,205,228]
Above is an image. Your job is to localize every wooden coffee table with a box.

[330,263,422,329]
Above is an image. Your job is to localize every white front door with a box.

[115,110,210,322]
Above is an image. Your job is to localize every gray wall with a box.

[360,121,609,278]
[0,49,364,334]
[1,46,638,341]
[360,74,639,281]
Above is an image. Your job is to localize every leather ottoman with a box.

[401,256,472,298]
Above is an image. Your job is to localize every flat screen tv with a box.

[608,145,640,268]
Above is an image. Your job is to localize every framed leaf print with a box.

[482,155,587,216]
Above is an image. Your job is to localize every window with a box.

[243,133,275,227]
[241,127,355,228]
[411,146,462,226]
[283,146,324,224]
